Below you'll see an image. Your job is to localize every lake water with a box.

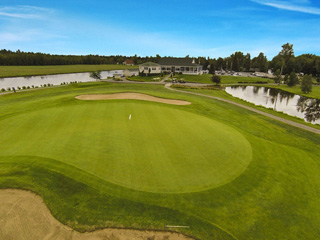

[0,70,123,89]
[225,86,320,125]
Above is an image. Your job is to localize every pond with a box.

[0,70,123,89]
[225,86,320,125]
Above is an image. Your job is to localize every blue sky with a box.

[0,0,319,59]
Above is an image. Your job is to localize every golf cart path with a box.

[165,84,320,135]
[0,189,193,240]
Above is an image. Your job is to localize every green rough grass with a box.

[0,65,138,78]
[0,82,319,240]
[174,74,273,84]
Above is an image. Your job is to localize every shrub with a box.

[90,71,102,81]
[6,87,11,91]
[211,75,221,85]
[22,86,26,89]
[1,88,6,92]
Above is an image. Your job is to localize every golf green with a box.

[0,100,252,193]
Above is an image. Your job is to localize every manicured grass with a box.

[220,75,273,84]
[0,101,251,193]
[126,74,163,82]
[0,82,319,240]
[174,74,273,84]
[174,74,212,83]
[0,65,138,78]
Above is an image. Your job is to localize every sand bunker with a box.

[0,189,193,240]
[75,93,191,105]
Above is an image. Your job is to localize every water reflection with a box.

[0,70,122,89]
[297,97,320,123]
[226,86,320,124]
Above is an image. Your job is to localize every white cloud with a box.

[0,5,54,19]
[251,0,320,15]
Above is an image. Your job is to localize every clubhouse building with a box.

[139,57,203,75]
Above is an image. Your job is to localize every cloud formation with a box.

[0,5,53,19]
[251,0,320,15]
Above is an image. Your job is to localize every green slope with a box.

[0,82,319,240]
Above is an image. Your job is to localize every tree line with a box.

[201,43,320,78]
[1,44,319,78]
[0,49,161,66]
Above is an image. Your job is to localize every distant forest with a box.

[0,49,158,66]
[1,43,319,77]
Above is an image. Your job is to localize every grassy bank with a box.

[0,65,138,78]
[0,82,319,239]
[261,84,320,99]
[171,84,320,130]
[173,74,273,84]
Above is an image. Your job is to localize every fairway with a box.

[0,100,251,193]
[1,82,320,240]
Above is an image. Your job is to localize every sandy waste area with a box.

[75,92,191,105]
[0,189,193,240]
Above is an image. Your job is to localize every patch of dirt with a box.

[0,189,193,240]
[75,93,191,105]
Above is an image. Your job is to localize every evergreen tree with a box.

[209,62,215,74]
[273,69,282,85]
[244,53,251,71]
[288,72,299,87]
[301,74,313,94]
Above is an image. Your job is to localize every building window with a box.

[181,67,185,71]
[144,67,148,70]
[161,67,166,71]
[152,67,156,70]
[186,67,190,72]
